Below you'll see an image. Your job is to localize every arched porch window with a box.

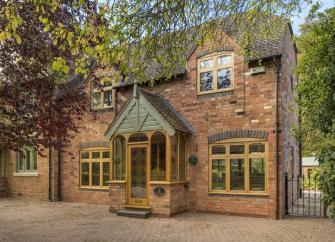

[150,132,166,181]
[113,136,126,180]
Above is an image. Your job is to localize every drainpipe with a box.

[274,57,281,219]
[48,148,52,201]
[57,147,62,201]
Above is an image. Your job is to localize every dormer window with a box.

[197,52,234,95]
[91,81,113,110]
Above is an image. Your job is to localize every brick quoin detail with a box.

[208,129,269,144]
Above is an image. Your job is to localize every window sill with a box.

[79,186,109,191]
[209,191,268,197]
[13,172,38,177]
[91,107,114,113]
[197,87,235,96]
[149,181,189,185]
[106,180,127,184]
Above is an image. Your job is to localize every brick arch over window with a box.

[208,129,269,144]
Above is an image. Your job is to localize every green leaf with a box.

[0,32,6,42]
[39,16,49,24]
[13,33,21,44]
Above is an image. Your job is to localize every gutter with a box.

[274,57,281,219]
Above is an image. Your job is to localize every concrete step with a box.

[117,208,151,219]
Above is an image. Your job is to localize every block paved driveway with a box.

[0,198,334,242]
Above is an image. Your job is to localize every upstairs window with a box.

[197,52,234,95]
[91,81,113,110]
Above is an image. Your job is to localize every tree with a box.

[0,0,306,152]
[296,6,335,219]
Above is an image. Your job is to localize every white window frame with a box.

[15,147,38,176]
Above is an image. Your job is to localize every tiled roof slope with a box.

[139,89,194,134]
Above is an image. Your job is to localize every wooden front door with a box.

[127,144,149,206]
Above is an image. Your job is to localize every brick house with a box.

[0,20,299,219]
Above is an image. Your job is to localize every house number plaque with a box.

[154,187,165,197]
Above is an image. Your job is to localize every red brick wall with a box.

[5,150,49,200]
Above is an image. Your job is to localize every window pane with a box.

[26,150,31,170]
[179,136,186,181]
[250,158,265,191]
[32,149,37,171]
[230,159,244,190]
[218,55,232,65]
[113,136,126,180]
[92,92,101,108]
[249,143,265,153]
[230,144,244,154]
[18,151,25,171]
[103,91,113,108]
[217,68,232,89]
[92,152,100,159]
[103,162,110,186]
[212,159,226,190]
[150,132,166,181]
[212,145,226,155]
[81,152,89,159]
[103,151,110,159]
[200,71,213,92]
[200,59,213,69]
[128,133,148,142]
[81,163,89,186]
[92,162,100,186]
[171,136,178,181]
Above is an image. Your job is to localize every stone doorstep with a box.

[117,208,152,219]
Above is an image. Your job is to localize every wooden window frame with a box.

[91,82,113,110]
[197,52,234,95]
[209,139,268,195]
[80,148,111,189]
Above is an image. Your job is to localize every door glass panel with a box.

[131,147,147,199]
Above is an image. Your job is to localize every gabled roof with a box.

[139,89,194,134]
[104,86,194,138]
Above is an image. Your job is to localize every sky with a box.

[291,0,335,35]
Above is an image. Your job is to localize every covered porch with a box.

[105,86,194,216]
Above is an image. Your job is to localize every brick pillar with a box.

[109,182,126,212]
